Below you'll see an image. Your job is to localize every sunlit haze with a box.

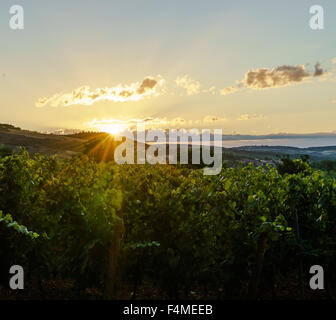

[1,1,336,135]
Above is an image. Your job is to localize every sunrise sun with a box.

[100,124,124,135]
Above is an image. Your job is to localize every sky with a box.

[0,0,336,134]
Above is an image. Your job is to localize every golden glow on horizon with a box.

[99,123,125,135]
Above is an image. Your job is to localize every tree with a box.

[277,156,311,175]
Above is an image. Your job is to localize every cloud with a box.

[203,86,217,95]
[88,115,229,132]
[36,76,164,107]
[203,115,227,123]
[242,62,327,91]
[237,114,265,121]
[170,117,187,126]
[88,114,271,132]
[175,75,201,96]
[243,65,311,89]
[313,62,325,77]
[87,116,192,132]
[220,86,238,95]
[136,77,158,94]
[332,58,336,64]
[216,63,326,94]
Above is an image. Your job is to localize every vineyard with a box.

[0,150,336,299]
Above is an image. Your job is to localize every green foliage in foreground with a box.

[312,160,336,178]
[0,147,13,158]
[0,211,39,239]
[0,150,336,299]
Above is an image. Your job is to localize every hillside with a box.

[0,124,85,157]
[0,124,142,162]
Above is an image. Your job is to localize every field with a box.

[1,146,336,300]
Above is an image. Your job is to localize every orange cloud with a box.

[175,75,201,96]
[220,86,238,95]
[36,76,164,107]
[237,114,265,121]
[203,115,227,123]
[244,65,311,89]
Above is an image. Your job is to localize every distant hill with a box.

[0,123,22,131]
[234,145,336,160]
[0,124,142,161]
[0,124,85,157]
[1,123,336,162]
